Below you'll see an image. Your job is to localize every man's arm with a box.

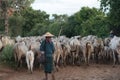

[40,40,45,53]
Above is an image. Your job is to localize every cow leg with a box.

[14,52,17,63]
[55,53,61,71]
[16,60,21,70]
[72,52,75,65]
[87,52,91,66]
[26,57,30,72]
[95,53,98,64]
[83,52,87,65]
[20,59,23,68]
[62,51,67,67]
[30,59,34,73]
[112,50,116,67]
[16,56,21,69]
[94,47,99,64]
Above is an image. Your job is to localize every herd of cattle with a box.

[0,35,120,73]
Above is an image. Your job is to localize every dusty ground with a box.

[0,64,120,80]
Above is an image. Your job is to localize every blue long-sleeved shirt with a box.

[40,40,55,57]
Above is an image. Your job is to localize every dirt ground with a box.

[0,64,120,80]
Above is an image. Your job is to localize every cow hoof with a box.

[86,63,89,66]
[112,65,115,68]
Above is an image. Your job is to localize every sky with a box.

[31,0,100,16]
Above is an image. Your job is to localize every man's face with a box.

[46,37,51,40]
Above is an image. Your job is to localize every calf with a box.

[26,50,34,73]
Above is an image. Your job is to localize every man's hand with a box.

[41,51,45,54]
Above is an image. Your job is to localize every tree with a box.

[63,15,78,37]
[0,18,4,34]
[49,14,68,37]
[100,0,120,36]
[81,15,109,37]
[63,7,109,37]
[0,0,34,35]
[20,7,50,36]
[9,15,25,36]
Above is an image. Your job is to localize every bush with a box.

[0,45,15,66]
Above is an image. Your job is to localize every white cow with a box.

[26,50,34,73]
[80,40,94,65]
[109,36,120,66]
[69,38,80,65]
[13,41,28,68]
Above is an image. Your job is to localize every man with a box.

[40,32,55,80]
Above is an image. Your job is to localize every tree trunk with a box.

[4,9,9,35]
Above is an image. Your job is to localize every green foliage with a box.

[63,7,110,37]
[9,15,25,36]
[0,5,113,37]
[29,23,48,36]
[0,45,14,64]
[0,0,35,35]
[81,15,109,37]
[48,22,61,36]
[0,0,35,14]
[100,0,120,36]
[20,7,50,36]
[63,15,78,37]
[48,14,68,37]
[0,18,5,34]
